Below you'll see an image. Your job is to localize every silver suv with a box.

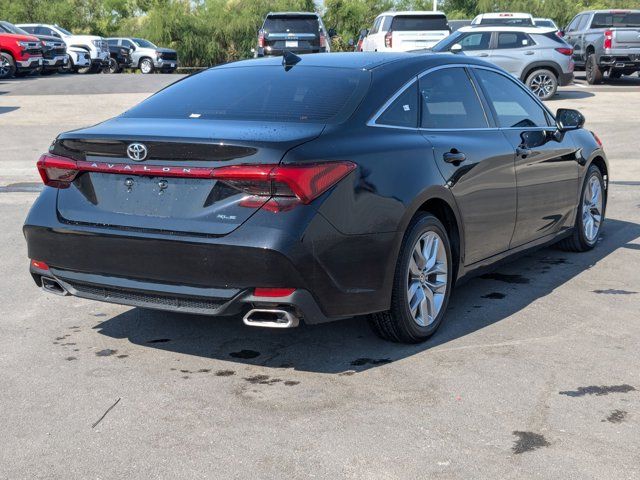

[430,26,575,100]
[106,37,178,74]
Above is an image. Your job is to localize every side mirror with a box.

[450,43,463,54]
[556,108,585,131]
[328,28,337,38]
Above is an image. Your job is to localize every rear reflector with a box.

[254,288,296,298]
[30,259,49,271]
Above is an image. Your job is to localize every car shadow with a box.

[551,89,595,100]
[95,218,639,374]
[0,106,19,114]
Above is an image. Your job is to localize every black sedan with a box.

[24,53,608,343]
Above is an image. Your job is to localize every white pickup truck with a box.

[17,23,109,74]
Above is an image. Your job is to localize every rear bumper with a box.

[559,72,574,86]
[599,53,640,69]
[24,188,397,321]
[257,47,327,57]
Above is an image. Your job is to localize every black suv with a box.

[256,12,331,57]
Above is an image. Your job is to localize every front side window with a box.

[496,32,533,49]
[419,68,488,129]
[376,82,418,128]
[121,39,134,48]
[474,69,550,128]
[132,38,157,49]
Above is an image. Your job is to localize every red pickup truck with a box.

[0,31,43,79]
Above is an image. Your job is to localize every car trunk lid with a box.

[612,28,640,48]
[390,15,450,50]
[53,118,324,236]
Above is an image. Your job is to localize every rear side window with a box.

[391,15,449,31]
[376,82,418,128]
[123,66,370,124]
[474,69,549,128]
[592,12,640,28]
[419,68,488,129]
[381,16,393,31]
[264,15,320,34]
[496,32,533,49]
[370,17,382,34]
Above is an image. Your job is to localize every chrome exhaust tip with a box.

[41,277,69,296]
[243,308,300,329]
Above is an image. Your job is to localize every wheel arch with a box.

[589,154,609,198]
[520,61,561,83]
[138,56,153,68]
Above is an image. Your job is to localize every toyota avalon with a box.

[24,53,608,343]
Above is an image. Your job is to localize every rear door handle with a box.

[443,151,467,164]
[524,51,535,55]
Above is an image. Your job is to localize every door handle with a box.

[516,146,532,157]
[524,51,535,55]
[443,150,467,164]
[477,53,489,57]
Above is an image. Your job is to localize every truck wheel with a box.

[0,53,16,79]
[140,58,154,74]
[585,54,603,85]
[368,213,453,343]
[525,69,558,100]
[76,64,92,74]
[105,58,121,74]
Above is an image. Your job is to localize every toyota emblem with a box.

[127,143,148,161]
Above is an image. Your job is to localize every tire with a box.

[557,165,605,252]
[105,58,121,74]
[0,53,16,79]
[525,68,558,101]
[76,63,92,74]
[585,54,603,85]
[369,213,453,343]
[139,58,154,74]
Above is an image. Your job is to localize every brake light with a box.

[213,162,356,204]
[37,154,79,188]
[258,30,265,48]
[604,30,613,50]
[384,31,393,49]
[319,33,326,48]
[30,259,49,271]
[555,47,573,56]
[254,288,296,298]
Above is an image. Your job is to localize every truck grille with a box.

[159,51,177,61]
[25,47,43,56]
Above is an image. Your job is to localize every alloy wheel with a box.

[407,231,448,327]
[530,73,554,98]
[141,60,152,74]
[582,174,603,242]
[0,57,10,77]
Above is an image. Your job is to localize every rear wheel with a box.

[558,165,605,252]
[526,69,558,101]
[140,58,154,74]
[105,58,121,74]
[0,53,16,79]
[369,213,453,343]
[585,54,603,84]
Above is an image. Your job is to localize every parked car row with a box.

[0,21,178,79]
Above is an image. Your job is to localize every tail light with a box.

[37,154,79,188]
[604,30,613,50]
[591,131,603,147]
[213,162,356,204]
[319,33,326,48]
[555,47,573,56]
[36,153,355,205]
[258,30,265,48]
[384,31,393,49]
[557,30,564,38]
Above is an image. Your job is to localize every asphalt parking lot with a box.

[1,72,639,479]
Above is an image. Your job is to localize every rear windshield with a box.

[535,20,555,28]
[591,12,640,28]
[264,15,320,34]
[123,66,369,124]
[479,17,533,26]
[391,15,449,31]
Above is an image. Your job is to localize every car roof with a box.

[459,25,556,34]
[218,52,495,73]
[580,9,640,14]
[475,12,533,19]
[376,11,446,17]
[266,12,320,17]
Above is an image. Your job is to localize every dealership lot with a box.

[1,73,640,478]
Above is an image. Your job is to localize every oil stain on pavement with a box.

[559,385,636,397]
[512,431,550,454]
[603,410,628,423]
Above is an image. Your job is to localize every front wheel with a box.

[0,53,16,79]
[526,69,558,101]
[558,165,605,252]
[369,213,453,343]
[140,58,154,74]
[105,58,121,74]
